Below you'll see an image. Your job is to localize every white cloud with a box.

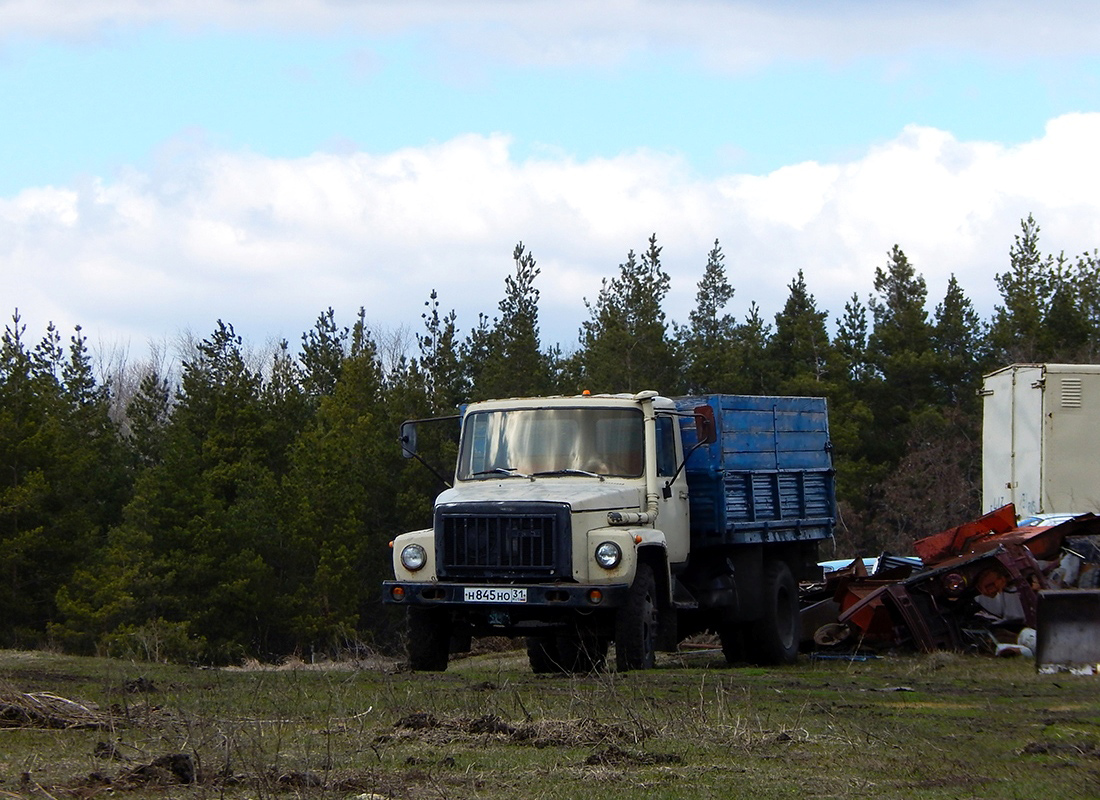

[3,1,1099,67]
[3,113,1100,359]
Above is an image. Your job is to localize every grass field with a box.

[1,646,1097,799]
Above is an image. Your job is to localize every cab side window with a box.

[656,416,677,477]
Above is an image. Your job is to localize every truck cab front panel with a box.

[434,501,572,582]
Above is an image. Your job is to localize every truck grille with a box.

[435,502,572,581]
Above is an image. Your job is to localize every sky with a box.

[3,1,1100,369]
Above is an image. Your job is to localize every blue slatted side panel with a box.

[676,394,835,545]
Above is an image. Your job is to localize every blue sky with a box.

[3,2,1100,364]
[6,29,1094,191]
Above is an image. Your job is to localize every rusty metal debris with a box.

[802,505,1100,661]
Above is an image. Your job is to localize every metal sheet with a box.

[1041,366,1100,513]
[1036,589,1100,667]
[914,504,1017,564]
[982,364,1100,515]
[982,365,1043,514]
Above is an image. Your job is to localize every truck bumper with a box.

[382,580,630,610]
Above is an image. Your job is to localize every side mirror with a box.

[694,405,717,445]
[400,420,418,458]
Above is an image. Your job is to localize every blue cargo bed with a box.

[675,395,835,546]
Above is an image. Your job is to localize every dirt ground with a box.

[1,647,1098,800]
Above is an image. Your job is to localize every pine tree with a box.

[1039,254,1093,360]
[1072,250,1100,358]
[461,313,494,400]
[932,275,985,409]
[736,302,773,394]
[125,369,172,468]
[986,215,1100,363]
[466,243,551,400]
[262,338,312,477]
[862,406,982,553]
[834,293,870,385]
[416,290,466,413]
[578,234,676,393]
[280,318,397,650]
[0,315,128,646]
[55,325,130,571]
[57,321,287,660]
[767,270,833,394]
[865,245,936,461]
[388,300,461,526]
[0,314,58,642]
[868,245,933,371]
[300,308,347,398]
[677,240,740,394]
[989,214,1052,362]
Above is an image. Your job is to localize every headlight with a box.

[942,572,967,596]
[595,541,622,569]
[400,544,427,571]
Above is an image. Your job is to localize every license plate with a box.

[463,587,527,603]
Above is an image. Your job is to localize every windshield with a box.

[457,406,644,480]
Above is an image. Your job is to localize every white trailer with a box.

[982,364,1100,516]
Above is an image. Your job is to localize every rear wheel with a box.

[746,561,799,665]
[407,608,450,671]
[615,563,659,671]
[717,624,747,665]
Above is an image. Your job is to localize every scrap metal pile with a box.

[801,506,1100,662]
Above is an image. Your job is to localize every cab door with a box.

[656,415,691,564]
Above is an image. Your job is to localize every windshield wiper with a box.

[472,467,533,480]
[531,469,605,481]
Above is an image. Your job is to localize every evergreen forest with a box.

[3,217,1099,662]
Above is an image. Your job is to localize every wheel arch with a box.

[636,544,672,608]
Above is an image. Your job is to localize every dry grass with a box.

[0,685,110,730]
[0,648,1098,799]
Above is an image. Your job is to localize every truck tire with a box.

[747,560,799,665]
[527,631,609,674]
[717,624,746,665]
[558,629,609,673]
[526,636,562,674]
[615,563,659,671]
[407,607,450,671]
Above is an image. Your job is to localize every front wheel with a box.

[526,636,562,674]
[407,607,450,671]
[746,560,799,665]
[527,629,609,674]
[615,563,659,671]
[558,628,609,673]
